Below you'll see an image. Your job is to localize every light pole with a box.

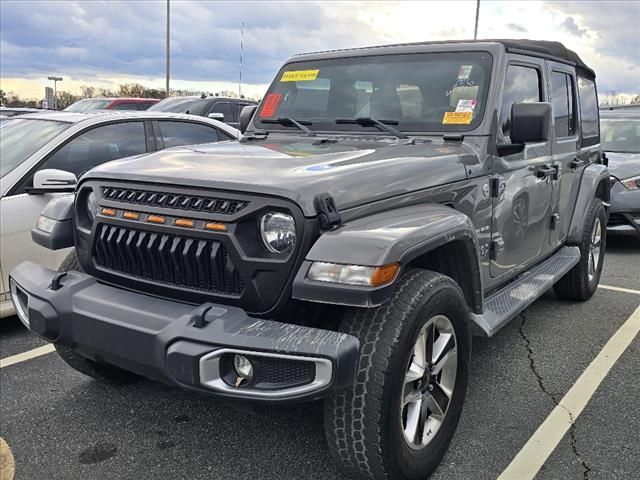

[165,0,170,97]
[474,0,480,40]
[47,76,63,110]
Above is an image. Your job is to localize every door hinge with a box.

[314,193,342,230]
[489,238,504,260]
[489,177,503,198]
[550,213,560,230]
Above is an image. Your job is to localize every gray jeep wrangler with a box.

[11,40,608,480]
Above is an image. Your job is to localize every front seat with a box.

[369,85,402,120]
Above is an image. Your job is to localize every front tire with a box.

[324,270,471,480]
[554,198,607,301]
[54,252,139,384]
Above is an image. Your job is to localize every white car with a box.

[0,110,240,318]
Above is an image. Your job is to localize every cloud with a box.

[1,0,638,98]
[506,23,528,33]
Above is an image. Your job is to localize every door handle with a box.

[570,158,585,169]
[535,165,557,179]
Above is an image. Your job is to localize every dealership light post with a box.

[47,76,63,110]
[474,0,480,40]
[165,0,170,97]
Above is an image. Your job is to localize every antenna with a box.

[239,22,244,98]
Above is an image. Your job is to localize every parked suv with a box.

[148,95,257,128]
[11,40,608,480]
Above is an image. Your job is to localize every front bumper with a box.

[9,262,359,403]
[608,182,640,235]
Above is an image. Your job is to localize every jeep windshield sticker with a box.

[280,69,320,82]
[457,65,473,80]
[259,93,282,118]
[442,111,473,125]
[455,99,477,113]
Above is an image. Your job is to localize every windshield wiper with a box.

[261,117,316,136]
[335,117,409,139]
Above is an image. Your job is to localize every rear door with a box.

[490,58,555,279]
[548,64,581,246]
[154,120,222,149]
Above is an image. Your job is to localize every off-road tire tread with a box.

[554,198,606,301]
[324,269,468,480]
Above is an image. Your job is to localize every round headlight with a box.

[86,191,99,223]
[260,212,296,254]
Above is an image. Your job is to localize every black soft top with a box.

[293,39,595,79]
[496,39,595,78]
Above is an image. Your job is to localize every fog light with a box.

[233,354,253,383]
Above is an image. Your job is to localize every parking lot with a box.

[1,235,638,480]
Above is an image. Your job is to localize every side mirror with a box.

[510,102,551,144]
[30,169,77,193]
[208,112,225,121]
[497,103,551,156]
[239,105,258,134]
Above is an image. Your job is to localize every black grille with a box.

[93,224,244,295]
[102,187,249,215]
[255,357,315,386]
[608,213,628,226]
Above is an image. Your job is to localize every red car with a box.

[64,98,160,112]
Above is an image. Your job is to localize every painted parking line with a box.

[599,284,640,296]
[498,304,640,480]
[0,344,55,369]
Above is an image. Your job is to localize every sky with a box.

[1,0,639,100]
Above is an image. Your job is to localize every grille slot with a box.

[102,187,248,215]
[94,224,244,295]
[255,357,316,387]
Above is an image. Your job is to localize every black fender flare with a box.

[30,194,75,250]
[292,204,482,310]
[567,163,610,244]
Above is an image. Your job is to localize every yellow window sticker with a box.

[281,69,320,82]
[442,111,473,125]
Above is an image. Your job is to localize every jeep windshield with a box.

[254,51,492,134]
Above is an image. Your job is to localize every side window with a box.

[499,65,542,142]
[209,102,233,121]
[158,121,220,148]
[577,77,599,145]
[41,122,146,178]
[551,71,576,138]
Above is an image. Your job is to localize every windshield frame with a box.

[253,50,494,136]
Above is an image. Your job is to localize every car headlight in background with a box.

[260,212,296,253]
[308,262,400,287]
[621,175,640,190]
[86,191,99,223]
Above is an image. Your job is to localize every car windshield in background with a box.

[254,51,493,134]
[0,118,71,177]
[64,99,111,112]
[149,98,207,115]
[601,118,640,153]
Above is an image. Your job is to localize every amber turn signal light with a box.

[147,215,166,224]
[370,263,400,287]
[204,222,227,231]
[122,211,139,220]
[101,208,116,217]
[175,218,194,228]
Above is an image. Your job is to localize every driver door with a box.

[490,59,555,279]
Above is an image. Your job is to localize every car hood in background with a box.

[83,137,474,216]
[607,152,640,180]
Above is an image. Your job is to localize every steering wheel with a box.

[422,106,454,120]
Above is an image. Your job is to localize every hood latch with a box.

[314,193,342,230]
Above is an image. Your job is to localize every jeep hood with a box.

[606,152,640,181]
[84,137,473,216]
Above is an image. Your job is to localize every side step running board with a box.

[471,246,581,337]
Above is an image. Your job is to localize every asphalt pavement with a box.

[1,235,639,480]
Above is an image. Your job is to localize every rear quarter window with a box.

[577,77,599,145]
